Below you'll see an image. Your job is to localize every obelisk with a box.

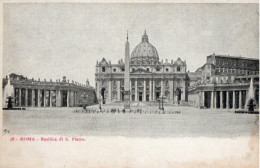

[124,31,131,111]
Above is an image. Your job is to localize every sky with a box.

[3,3,259,86]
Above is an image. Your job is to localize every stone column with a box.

[117,80,121,101]
[58,90,61,107]
[143,80,146,101]
[56,90,59,107]
[181,81,186,101]
[202,91,205,107]
[38,89,41,107]
[226,91,229,109]
[43,90,46,107]
[153,79,156,101]
[130,80,132,101]
[19,88,22,107]
[75,91,77,106]
[74,91,76,106]
[50,90,52,107]
[67,90,70,107]
[239,90,242,109]
[210,91,214,108]
[149,80,152,101]
[71,91,75,106]
[25,89,28,107]
[197,92,200,108]
[161,80,164,97]
[135,80,138,101]
[232,91,236,109]
[96,81,100,100]
[169,80,173,102]
[32,89,35,107]
[213,91,216,108]
[108,79,112,102]
[220,91,223,109]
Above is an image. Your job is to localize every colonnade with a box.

[14,88,78,107]
[199,90,248,109]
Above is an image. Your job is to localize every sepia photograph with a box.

[1,2,259,168]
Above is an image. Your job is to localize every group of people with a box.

[73,108,181,114]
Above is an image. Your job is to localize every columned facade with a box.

[3,74,97,108]
[195,86,255,109]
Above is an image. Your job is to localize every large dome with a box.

[131,31,159,64]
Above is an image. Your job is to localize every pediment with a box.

[99,58,109,66]
[173,58,184,66]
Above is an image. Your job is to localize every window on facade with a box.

[166,68,169,72]
[166,80,169,86]
[113,68,116,72]
[156,68,160,72]
[177,67,181,72]
[132,68,135,72]
[102,67,105,72]
[228,69,231,73]
[122,68,125,72]
[147,68,149,71]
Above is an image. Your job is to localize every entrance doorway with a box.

[101,88,106,104]
[176,88,181,102]
[139,92,142,101]
[156,92,160,100]
[121,92,124,101]
[132,95,135,101]
[146,94,149,101]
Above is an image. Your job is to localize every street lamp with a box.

[81,93,88,109]
[99,100,102,110]
[158,96,165,111]
[158,98,161,109]
[161,96,164,110]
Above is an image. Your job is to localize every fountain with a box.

[235,78,259,114]
[246,78,258,113]
[2,76,25,110]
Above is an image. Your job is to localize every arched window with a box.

[177,67,181,72]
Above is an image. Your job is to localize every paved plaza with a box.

[3,103,258,137]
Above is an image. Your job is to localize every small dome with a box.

[131,31,159,59]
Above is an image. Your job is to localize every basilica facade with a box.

[95,31,188,104]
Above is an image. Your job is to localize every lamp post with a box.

[158,98,161,109]
[161,95,164,110]
[158,96,165,111]
[81,93,88,109]
[98,75,102,111]
[99,97,102,111]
